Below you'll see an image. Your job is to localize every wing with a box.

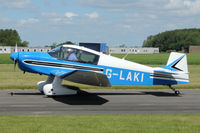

[50,70,75,78]
[50,70,111,87]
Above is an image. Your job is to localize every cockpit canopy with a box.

[48,46,99,65]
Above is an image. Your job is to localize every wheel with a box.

[175,90,180,95]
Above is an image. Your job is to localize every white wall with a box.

[0,46,51,54]
[0,46,12,54]
[108,47,159,54]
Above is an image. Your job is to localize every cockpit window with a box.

[48,46,62,59]
[48,46,99,65]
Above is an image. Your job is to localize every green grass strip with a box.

[0,114,200,133]
[0,54,13,64]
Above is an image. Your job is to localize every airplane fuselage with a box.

[11,50,188,87]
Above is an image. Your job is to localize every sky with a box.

[0,0,200,47]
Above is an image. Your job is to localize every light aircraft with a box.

[10,45,189,96]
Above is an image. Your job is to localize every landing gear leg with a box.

[43,76,77,96]
[169,85,180,95]
[37,75,54,93]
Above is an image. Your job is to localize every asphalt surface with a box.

[0,89,200,115]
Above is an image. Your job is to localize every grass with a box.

[0,114,200,133]
[0,54,13,64]
[1,53,200,65]
[0,64,46,89]
[0,64,199,89]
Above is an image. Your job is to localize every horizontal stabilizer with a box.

[154,52,189,85]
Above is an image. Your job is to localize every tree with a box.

[57,41,75,46]
[0,29,29,47]
[47,41,76,49]
[143,28,200,52]
[50,42,57,49]
[21,41,29,47]
[119,44,126,48]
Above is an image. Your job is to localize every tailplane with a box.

[155,52,189,85]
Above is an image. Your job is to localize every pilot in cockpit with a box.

[67,48,78,61]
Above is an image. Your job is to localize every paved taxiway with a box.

[0,89,200,115]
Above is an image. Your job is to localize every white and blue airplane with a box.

[10,45,189,96]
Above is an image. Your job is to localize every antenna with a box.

[122,52,129,60]
[122,48,131,60]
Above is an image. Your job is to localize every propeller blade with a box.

[13,51,19,71]
[14,58,17,70]
[15,43,18,52]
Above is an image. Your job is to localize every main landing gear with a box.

[37,75,54,93]
[37,76,77,96]
[169,85,181,95]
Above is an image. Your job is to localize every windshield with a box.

[48,46,99,65]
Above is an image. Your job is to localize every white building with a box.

[108,47,159,54]
[0,46,12,53]
[0,46,51,54]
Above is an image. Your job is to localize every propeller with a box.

[15,43,18,52]
[14,58,17,70]
[13,43,18,71]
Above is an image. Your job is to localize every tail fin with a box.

[166,52,188,73]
